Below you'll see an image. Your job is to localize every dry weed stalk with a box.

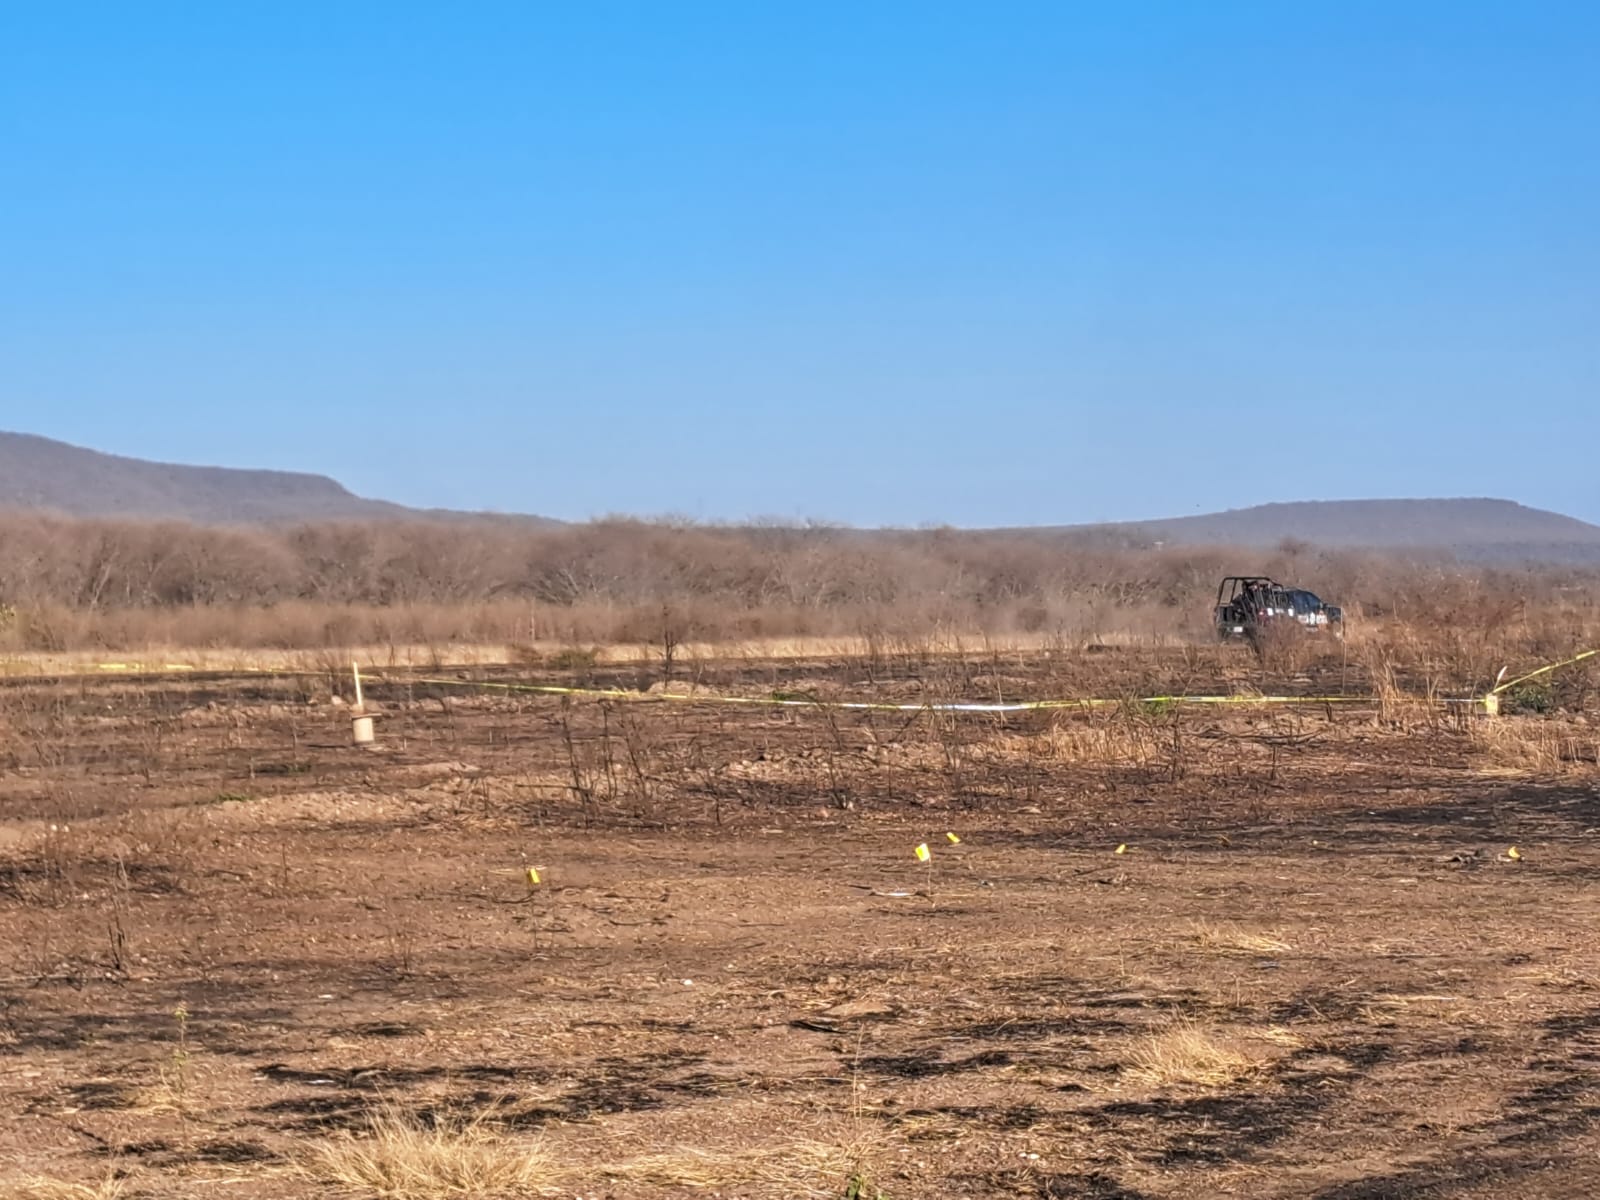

[104,856,131,976]
[557,699,667,824]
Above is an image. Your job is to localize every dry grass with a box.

[0,1173,128,1200]
[1034,712,1161,765]
[1125,1020,1269,1089]
[597,1131,889,1199]
[1366,651,1446,731]
[122,1076,192,1117]
[1250,1025,1307,1049]
[1470,718,1599,773]
[1191,921,1293,955]
[297,1104,886,1200]
[297,1105,556,1199]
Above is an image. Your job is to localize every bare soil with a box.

[0,647,1596,1198]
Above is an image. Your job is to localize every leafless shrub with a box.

[559,700,664,824]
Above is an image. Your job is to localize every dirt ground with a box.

[0,646,1596,1199]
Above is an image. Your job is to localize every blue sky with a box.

[3,3,1596,525]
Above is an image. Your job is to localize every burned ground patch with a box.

[0,654,1596,1198]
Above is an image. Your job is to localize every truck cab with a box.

[1215,576,1342,641]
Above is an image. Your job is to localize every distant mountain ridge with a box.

[0,431,557,524]
[1055,498,1600,563]
[2,434,1597,562]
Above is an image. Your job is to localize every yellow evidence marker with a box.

[914,843,931,862]
[946,832,962,844]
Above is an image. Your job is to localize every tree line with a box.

[0,511,1589,652]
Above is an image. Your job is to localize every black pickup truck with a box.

[1214,576,1343,642]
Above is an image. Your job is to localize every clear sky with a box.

[3,3,1596,526]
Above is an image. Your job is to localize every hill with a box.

[0,432,553,524]
[1061,498,1600,563]
[3,434,1597,563]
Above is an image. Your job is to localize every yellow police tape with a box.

[387,673,1384,713]
[44,644,1600,715]
[369,644,1600,714]
[45,662,1418,710]
[1491,648,1597,695]
[93,663,197,672]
